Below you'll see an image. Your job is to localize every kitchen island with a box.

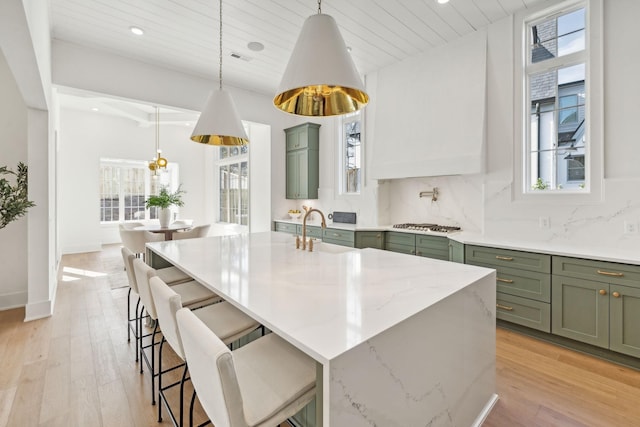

[147,231,497,427]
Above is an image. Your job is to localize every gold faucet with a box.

[301,208,326,251]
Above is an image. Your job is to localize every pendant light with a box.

[273,0,369,117]
[149,106,168,176]
[190,0,249,146]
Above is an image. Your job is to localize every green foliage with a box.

[0,162,36,230]
[145,185,185,209]
[532,177,549,190]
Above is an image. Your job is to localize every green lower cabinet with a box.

[354,231,384,249]
[448,240,464,263]
[494,266,551,303]
[415,235,448,260]
[297,224,323,239]
[274,221,298,234]
[551,275,609,349]
[291,397,316,427]
[496,292,550,332]
[610,284,640,358]
[385,232,415,255]
[322,228,355,247]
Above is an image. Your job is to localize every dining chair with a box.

[149,276,259,426]
[132,258,222,405]
[172,224,211,240]
[120,228,164,259]
[119,221,144,230]
[176,307,316,427]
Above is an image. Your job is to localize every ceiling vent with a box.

[230,52,252,62]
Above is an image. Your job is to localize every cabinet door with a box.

[415,235,448,260]
[551,275,609,349]
[295,150,309,199]
[355,231,384,249]
[286,151,299,199]
[610,284,640,358]
[448,240,464,263]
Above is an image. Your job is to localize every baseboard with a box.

[472,393,499,427]
[0,291,27,311]
[62,244,102,255]
[25,298,53,321]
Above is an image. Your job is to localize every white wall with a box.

[0,50,29,309]
[379,1,640,252]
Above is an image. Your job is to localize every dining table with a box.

[134,223,191,240]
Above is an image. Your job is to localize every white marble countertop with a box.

[449,232,640,265]
[147,231,494,364]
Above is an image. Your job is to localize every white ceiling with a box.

[50,0,545,119]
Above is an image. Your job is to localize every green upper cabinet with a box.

[285,123,320,199]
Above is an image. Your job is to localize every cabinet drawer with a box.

[274,222,297,234]
[354,231,384,249]
[474,263,551,302]
[322,229,355,247]
[553,256,640,288]
[415,235,448,260]
[298,225,323,239]
[466,245,550,273]
[385,231,416,246]
[496,292,550,332]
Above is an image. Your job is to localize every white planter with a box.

[159,208,172,228]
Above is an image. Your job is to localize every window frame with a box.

[337,110,364,197]
[214,127,250,228]
[514,0,603,203]
[99,158,179,224]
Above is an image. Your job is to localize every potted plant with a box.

[145,185,185,228]
[1,162,36,230]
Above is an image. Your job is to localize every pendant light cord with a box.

[155,106,159,153]
[317,0,321,14]
[219,0,223,90]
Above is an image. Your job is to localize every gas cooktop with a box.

[392,223,461,233]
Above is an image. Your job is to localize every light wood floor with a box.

[1,245,639,427]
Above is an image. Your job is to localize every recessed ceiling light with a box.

[247,41,264,52]
[437,0,450,4]
[130,26,144,36]
[347,46,352,53]
[91,107,99,112]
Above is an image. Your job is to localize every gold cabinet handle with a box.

[496,278,514,283]
[376,234,381,239]
[612,291,621,298]
[495,255,513,261]
[596,270,624,277]
[496,304,513,311]
[599,289,607,296]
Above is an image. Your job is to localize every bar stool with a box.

[121,247,192,361]
[133,258,222,405]
[176,307,316,427]
[149,276,260,426]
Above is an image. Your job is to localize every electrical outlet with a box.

[624,221,637,234]
[539,216,550,229]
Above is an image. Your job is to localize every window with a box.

[100,159,178,223]
[217,145,249,226]
[339,110,363,195]
[520,1,599,194]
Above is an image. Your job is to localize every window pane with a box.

[123,167,146,220]
[530,7,585,64]
[100,166,120,222]
[342,113,362,194]
[240,161,248,226]
[219,165,229,222]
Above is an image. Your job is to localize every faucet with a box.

[301,208,326,251]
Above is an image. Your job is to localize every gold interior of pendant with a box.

[156,157,168,168]
[190,134,250,146]
[148,161,158,171]
[274,85,369,116]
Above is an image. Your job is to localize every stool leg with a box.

[189,389,197,427]
[127,288,132,342]
[151,322,159,405]
[179,364,188,427]
[158,337,165,422]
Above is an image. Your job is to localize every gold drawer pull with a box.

[496,255,513,261]
[612,291,621,298]
[599,289,607,296]
[596,270,624,277]
[496,278,514,283]
[496,304,514,311]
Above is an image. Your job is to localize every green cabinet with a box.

[274,221,297,234]
[466,245,551,332]
[285,123,320,199]
[322,228,355,247]
[552,256,640,358]
[385,231,415,255]
[448,240,465,263]
[354,231,384,249]
[415,235,449,260]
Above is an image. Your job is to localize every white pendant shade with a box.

[190,89,249,146]
[274,13,369,117]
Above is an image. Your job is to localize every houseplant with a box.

[0,162,36,230]
[145,185,185,228]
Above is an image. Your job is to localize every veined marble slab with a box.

[147,231,496,426]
